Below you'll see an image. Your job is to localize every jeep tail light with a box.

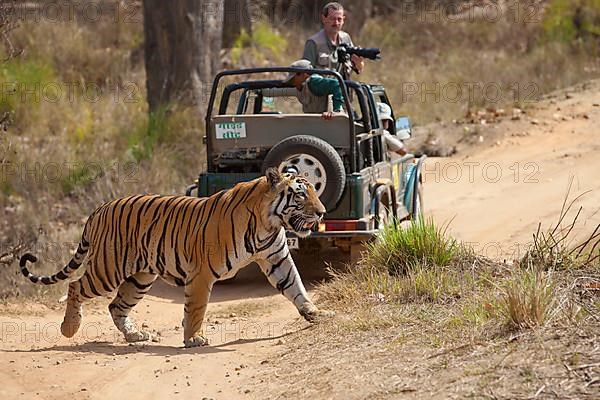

[323,220,360,231]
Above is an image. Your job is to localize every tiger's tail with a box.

[19,228,90,285]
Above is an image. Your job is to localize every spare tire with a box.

[262,135,346,211]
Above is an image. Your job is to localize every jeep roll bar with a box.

[204,67,356,173]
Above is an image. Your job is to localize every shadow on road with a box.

[6,329,300,356]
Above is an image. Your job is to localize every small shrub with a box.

[125,108,168,162]
[61,164,102,195]
[521,182,600,270]
[366,216,459,276]
[499,267,556,330]
[230,21,287,65]
[542,0,600,43]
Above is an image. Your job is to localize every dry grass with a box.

[255,195,600,398]
[522,179,600,271]
[254,262,598,397]
[499,267,557,329]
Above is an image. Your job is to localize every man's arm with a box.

[345,33,364,74]
[307,75,344,112]
[302,40,318,67]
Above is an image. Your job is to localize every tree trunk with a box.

[222,0,252,48]
[344,0,373,37]
[143,0,224,112]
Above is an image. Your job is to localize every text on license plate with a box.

[286,237,299,249]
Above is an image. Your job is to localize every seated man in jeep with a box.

[377,102,408,156]
[284,59,346,120]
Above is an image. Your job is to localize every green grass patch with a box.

[542,0,600,42]
[0,59,56,114]
[231,21,287,64]
[366,216,460,276]
[125,108,168,162]
[61,163,103,195]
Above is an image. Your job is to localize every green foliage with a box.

[542,0,600,42]
[252,22,287,53]
[61,164,102,195]
[366,216,460,276]
[231,22,287,64]
[0,59,56,114]
[1,180,13,196]
[405,264,462,303]
[125,108,168,162]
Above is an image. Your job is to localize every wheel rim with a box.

[278,154,327,196]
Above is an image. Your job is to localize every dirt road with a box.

[1,80,599,399]
[0,264,320,399]
[426,80,600,258]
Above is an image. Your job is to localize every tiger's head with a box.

[266,168,326,238]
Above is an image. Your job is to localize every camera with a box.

[336,43,380,78]
[337,43,381,63]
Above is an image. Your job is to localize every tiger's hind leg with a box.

[109,272,158,343]
[61,280,84,338]
[61,263,116,338]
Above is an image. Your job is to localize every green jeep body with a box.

[187,67,426,253]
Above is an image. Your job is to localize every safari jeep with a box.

[186,67,426,260]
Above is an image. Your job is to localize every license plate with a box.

[215,121,246,139]
[287,237,299,249]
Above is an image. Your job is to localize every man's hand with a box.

[351,54,364,74]
[321,110,346,120]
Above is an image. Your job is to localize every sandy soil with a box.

[426,80,600,259]
[1,80,599,399]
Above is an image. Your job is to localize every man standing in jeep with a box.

[303,2,364,76]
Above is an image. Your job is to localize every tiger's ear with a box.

[265,168,283,190]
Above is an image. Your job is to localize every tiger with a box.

[19,168,333,347]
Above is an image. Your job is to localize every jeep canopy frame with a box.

[204,67,362,172]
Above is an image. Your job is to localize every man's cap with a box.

[283,59,313,84]
[377,102,393,122]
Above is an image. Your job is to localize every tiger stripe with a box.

[19,169,333,347]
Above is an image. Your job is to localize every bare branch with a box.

[0,0,23,62]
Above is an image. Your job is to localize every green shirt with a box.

[306,74,344,112]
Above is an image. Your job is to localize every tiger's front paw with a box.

[299,303,335,322]
[124,330,152,343]
[184,334,209,348]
